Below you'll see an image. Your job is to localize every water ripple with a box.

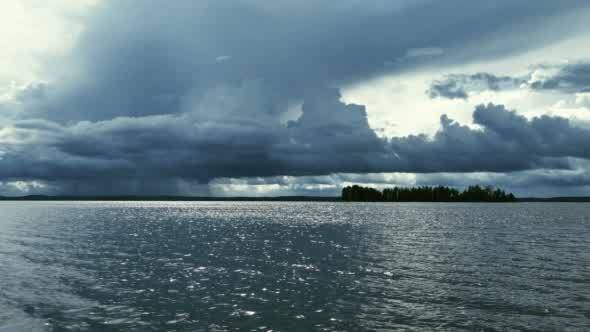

[0,201,588,331]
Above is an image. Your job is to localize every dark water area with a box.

[0,202,588,331]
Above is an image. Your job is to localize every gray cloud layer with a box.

[429,62,590,99]
[214,164,590,197]
[3,96,590,195]
[2,0,590,194]
[429,73,524,99]
[390,104,589,172]
[21,0,588,122]
[528,63,590,93]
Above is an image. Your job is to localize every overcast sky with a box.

[1,0,590,197]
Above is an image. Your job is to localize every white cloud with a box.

[209,173,419,197]
[0,0,99,84]
[342,13,590,138]
[0,180,50,196]
[574,92,590,109]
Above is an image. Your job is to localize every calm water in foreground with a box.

[0,202,588,331]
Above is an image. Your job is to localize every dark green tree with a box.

[342,185,516,202]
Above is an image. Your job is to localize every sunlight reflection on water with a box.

[0,202,589,331]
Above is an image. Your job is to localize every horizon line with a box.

[1,195,590,202]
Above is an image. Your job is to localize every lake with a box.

[0,202,588,331]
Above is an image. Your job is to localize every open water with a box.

[0,201,588,331]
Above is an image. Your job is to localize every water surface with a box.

[0,202,588,331]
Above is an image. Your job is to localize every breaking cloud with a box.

[429,73,524,99]
[528,62,590,93]
[429,62,590,100]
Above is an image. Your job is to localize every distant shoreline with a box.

[0,195,589,202]
[0,195,339,202]
[516,197,590,202]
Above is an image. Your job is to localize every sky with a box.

[1,0,590,197]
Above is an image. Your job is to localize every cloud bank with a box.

[3,95,590,195]
[1,0,590,195]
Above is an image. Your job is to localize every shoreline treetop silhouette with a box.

[341,185,516,202]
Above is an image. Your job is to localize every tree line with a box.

[342,185,516,202]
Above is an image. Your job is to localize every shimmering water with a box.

[0,202,588,331]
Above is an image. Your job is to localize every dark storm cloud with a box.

[4,96,590,194]
[389,104,590,172]
[3,0,590,194]
[24,0,588,122]
[2,87,385,183]
[428,62,590,99]
[280,88,390,175]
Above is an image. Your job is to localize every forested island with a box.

[342,185,517,202]
[2,191,590,202]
